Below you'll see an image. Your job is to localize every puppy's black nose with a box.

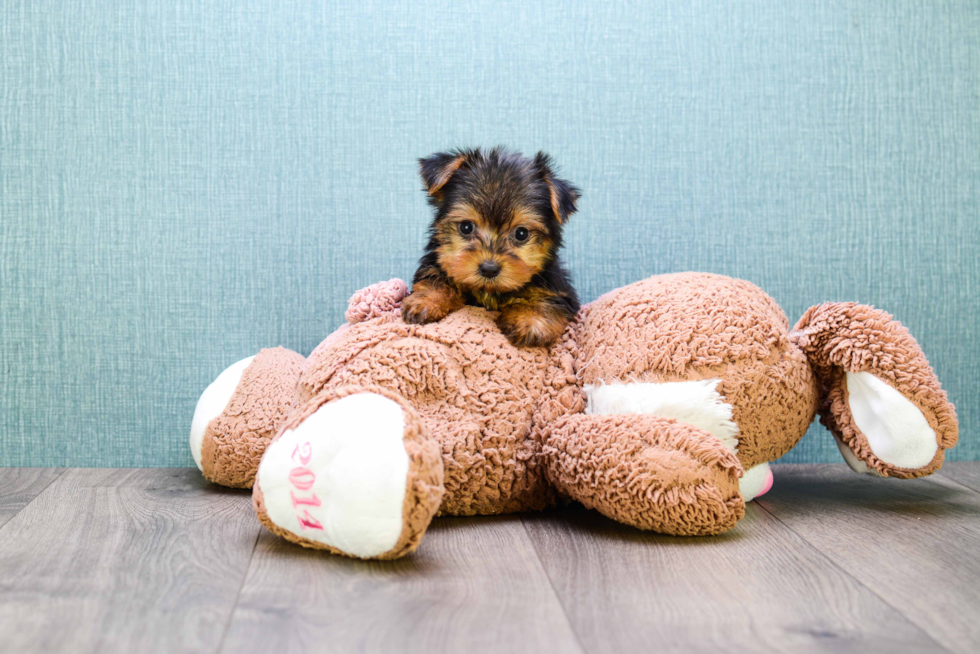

[478,261,501,279]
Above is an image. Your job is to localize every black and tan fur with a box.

[402,147,581,347]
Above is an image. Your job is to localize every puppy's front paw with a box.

[497,307,568,348]
[401,291,456,325]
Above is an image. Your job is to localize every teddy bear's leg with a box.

[582,378,777,502]
[190,347,306,488]
[252,385,444,560]
[543,413,745,536]
[791,303,959,479]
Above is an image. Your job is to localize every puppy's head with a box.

[419,147,579,294]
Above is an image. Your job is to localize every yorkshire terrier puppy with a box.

[402,147,581,347]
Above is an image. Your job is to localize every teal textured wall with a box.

[1,1,978,467]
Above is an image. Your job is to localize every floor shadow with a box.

[520,505,749,547]
[760,469,978,520]
[257,530,439,575]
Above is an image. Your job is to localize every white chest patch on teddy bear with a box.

[584,379,740,453]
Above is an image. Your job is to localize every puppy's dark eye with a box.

[514,227,530,242]
[459,221,475,235]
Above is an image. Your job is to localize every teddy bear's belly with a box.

[429,415,559,517]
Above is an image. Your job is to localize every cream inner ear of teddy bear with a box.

[845,371,937,469]
[584,379,739,454]
[257,392,410,559]
[189,355,255,471]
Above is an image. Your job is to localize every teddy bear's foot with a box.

[190,355,255,471]
[792,303,959,479]
[253,385,444,560]
[544,414,745,536]
[739,462,773,501]
[190,347,306,488]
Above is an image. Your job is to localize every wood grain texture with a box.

[54,467,207,489]
[522,504,944,654]
[937,461,980,493]
[757,464,980,654]
[220,515,583,654]
[0,469,261,654]
[3,465,979,654]
[0,468,64,529]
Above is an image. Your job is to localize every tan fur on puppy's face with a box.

[436,203,553,294]
[411,147,581,348]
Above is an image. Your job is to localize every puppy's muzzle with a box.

[478,261,501,279]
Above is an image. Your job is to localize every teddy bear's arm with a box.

[791,303,958,478]
[542,413,745,535]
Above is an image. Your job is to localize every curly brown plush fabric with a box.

[574,274,820,470]
[194,272,959,559]
[345,278,408,323]
[200,347,306,488]
[791,302,958,477]
[300,307,558,516]
[543,414,744,535]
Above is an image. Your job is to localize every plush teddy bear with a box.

[190,273,958,559]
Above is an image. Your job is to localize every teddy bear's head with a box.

[573,273,820,472]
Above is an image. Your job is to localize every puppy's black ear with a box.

[534,151,580,224]
[419,150,471,199]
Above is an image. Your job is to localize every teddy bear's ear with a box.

[790,303,958,479]
[534,151,580,224]
[418,150,472,199]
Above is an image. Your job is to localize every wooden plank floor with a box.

[0,463,978,654]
